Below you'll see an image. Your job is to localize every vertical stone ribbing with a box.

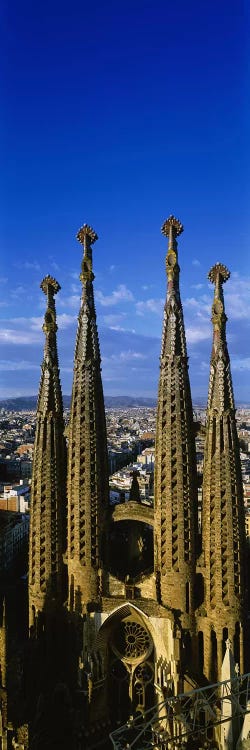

[202,263,246,678]
[67,225,109,612]
[154,216,197,622]
[29,276,66,626]
[0,599,6,689]
[0,600,7,737]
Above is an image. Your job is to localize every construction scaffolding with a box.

[109,672,250,750]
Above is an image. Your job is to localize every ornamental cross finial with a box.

[41,275,60,335]
[76,224,98,284]
[161,215,183,284]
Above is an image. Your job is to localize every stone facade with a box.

[24,220,247,748]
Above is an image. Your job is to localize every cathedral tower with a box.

[154,216,198,628]
[29,276,66,627]
[201,263,246,680]
[67,225,109,612]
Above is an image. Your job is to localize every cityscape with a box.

[1,402,250,542]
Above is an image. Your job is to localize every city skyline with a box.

[1,0,249,400]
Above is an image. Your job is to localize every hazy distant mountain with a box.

[1,395,248,411]
[0,395,157,411]
[104,396,157,408]
[0,396,39,411]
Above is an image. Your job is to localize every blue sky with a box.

[1,0,250,402]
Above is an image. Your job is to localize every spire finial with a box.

[208,262,230,343]
[76,224,98,283]
[161,215,183,242]
[208,262,230,287]
[161,215,184,284]
[76,224,98,252]
[41,275,60,335]
[40,275,61,297]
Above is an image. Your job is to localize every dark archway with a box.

[107,520,153,580]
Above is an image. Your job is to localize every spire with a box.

[159,215,187,359]
[162,214,183,295]
[154,216,198,624]
[77,223,97,283]
[35,276,64,412]
[201,263,246,679]
[67,224,109,613]
[206,263,234,413]
[29,276,66,626]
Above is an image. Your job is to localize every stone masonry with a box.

[66,225,109,612]
[25,222,248,748]
[154,216,198,633]
[199,263,246,680]
[28,276,66,626]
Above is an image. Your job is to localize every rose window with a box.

[113,620,152,661]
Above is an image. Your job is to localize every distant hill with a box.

[104,396,157,408]
[0,396,39,411]
[1,395,248,411]
[0,395,157,411]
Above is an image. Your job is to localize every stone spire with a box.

[202,263,246,679]
[29,276,66,626]
[154,216,198,624]
[67,224,109,613]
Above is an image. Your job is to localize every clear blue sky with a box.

[1,0,249,402]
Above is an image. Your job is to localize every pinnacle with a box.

[76,224,98,247]
[40,275,61,295]
[161,215,184,238]
[208,263,230,285]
